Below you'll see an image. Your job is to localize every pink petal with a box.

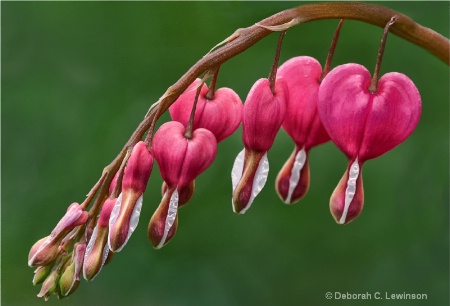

[200,87,243,142]
[318,64,421,161]
[242,78,287,152]
[122,141,154,193]
[277,56,329,149]
[178,128,217,188]
[153,121,188,186]
[169,78,208,129]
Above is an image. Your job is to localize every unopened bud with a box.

[85,199,115,280]
[108,142,153,252]
[33,264,53,286]
[59,243,85,296]
[28,203,88,267]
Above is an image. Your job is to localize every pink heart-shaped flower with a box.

[318,63,421,162]
[318,63,421,224]
[169,78,243,143]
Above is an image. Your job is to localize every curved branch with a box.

[91,2,448,215]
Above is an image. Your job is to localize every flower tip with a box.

[275,147,310,205]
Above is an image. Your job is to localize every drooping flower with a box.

[28,203,88,267]
[275,56,330,204]
[168,78,243,206]
[318,63,421,224]
[84,198,116,280]
[169,78,243,143]
[108,141,154,252]
[149,121,217,248]
[232,77,287,214]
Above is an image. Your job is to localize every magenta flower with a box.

[108,141,154,252]
[150,121,217,248]
[318,63,421,224]
[84,198,116,280]
[232,78,287,214]
[275,56,330,204]
[169,78,243,143]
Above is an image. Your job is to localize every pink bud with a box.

[108,141,153,252]
[109,172,119,195]
[169,78,243,142]
[59,242,86,296]
[28,203,88,267]
[275,57,330,204]
[150,121,217,248]
[231,77,287,214]
[84,198,115,280]
[318,63,421,224]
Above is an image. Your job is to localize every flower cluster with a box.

[28,16,423,301]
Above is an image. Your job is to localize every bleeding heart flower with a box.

[169,78,243,143]
[108,141,153,252]
[318,63,421,224]
[149,121,217,248]
[231,78,287,214]
[84,198,116,280]
[275,56,330,204]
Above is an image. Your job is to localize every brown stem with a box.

[369,16,397,93]
[268,31,286,94]
[320,19,345,82]
[184,81,204,139]
[111,149,131,198]
[205,67,220,100]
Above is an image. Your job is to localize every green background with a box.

[3,2,448,306]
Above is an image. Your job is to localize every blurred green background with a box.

[2,2,449,306]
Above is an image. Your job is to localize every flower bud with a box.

[84,198,115,280]
[28,203,88,267]
[108,141,153,252]
[37,269,60,301]
[59,242,85,296]
[231,78,286,213]
[33,264,53,286]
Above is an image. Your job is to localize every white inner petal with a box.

[113,194,143,253]
[240,152,269,214]
[156,189,179,249]
[231,149,245,212]
[108,192,123,248]
[339,159,360,224]
[285,148,307,204]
